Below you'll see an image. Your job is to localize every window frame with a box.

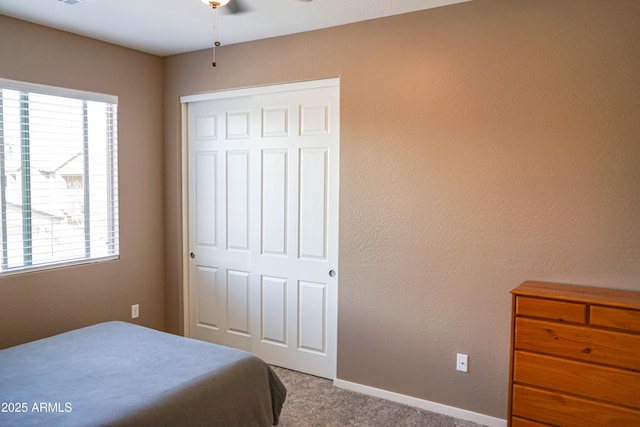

[0,78,119,276]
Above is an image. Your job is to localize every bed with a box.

[0,321,286,426]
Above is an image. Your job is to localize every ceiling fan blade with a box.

[226,0,250,14]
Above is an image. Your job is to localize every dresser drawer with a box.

[590,305,640,332]
[512,384,640,427]
[514,317,640,370]
[513,350,640,408]
[516,296,586,323]
[511,416,549,427]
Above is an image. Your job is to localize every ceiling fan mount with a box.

[201,0,312,14]
[202,1,228,9]
[200,0,249,14]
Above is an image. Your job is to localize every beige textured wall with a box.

[0,15,166,347]
[164,0,640,418]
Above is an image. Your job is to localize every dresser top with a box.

[512,281,640,309]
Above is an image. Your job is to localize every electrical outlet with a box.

[456,353,468,372]
[131,304,139,319]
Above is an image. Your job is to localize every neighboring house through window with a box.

[0,78,119,274]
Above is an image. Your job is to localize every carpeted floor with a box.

[272,366,485,427]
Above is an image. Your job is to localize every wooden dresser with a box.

[508,281,640,426]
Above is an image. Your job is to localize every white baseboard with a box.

[333,378,507,427]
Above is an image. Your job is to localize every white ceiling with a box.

[0,0,471,57]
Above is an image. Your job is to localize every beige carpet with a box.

[272,366,485,427]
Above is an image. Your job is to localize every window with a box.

[0,78,118,274]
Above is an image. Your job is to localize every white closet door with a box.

[186,80,339,379]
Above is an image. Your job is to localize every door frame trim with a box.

[180,77,340,104]
[180,101,190,337]
[179,77,340,341]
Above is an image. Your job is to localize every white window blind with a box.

[0,78,119,274]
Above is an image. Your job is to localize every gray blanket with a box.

[0,321,286,426]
